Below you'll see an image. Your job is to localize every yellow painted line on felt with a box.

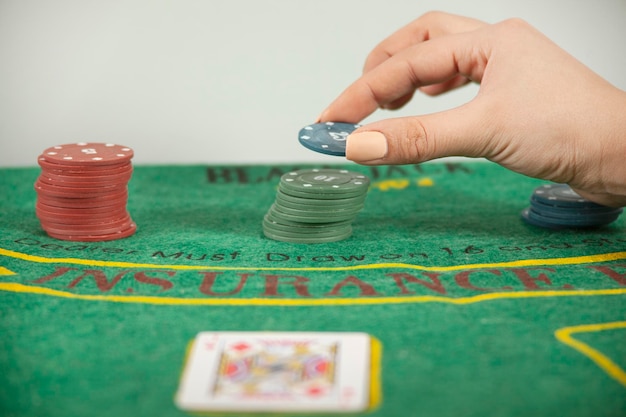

[1,282,625,307]
[369,336,383,409]
[555,321,626,388]
[3,247,626,273]
[0,266,16,276]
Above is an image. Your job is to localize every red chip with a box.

[34,179,127,198]
[44,223,137,242]
[36,201,126,215]
[40,166,132,182]
[38,174,131,189]
[40,215,133,234]
[36,206,128,224]
[36,189,129,208]
[38,157,131,172]
[39,143,134,166]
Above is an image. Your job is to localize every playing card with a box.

[175,331,371,412]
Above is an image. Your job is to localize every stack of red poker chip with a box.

[35,142,137,241]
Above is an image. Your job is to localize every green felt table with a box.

[1,162,625,417]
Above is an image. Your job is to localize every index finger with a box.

[319,30,489,123]
[364,11,486,73]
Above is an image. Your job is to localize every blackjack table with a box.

[1,161,625,417]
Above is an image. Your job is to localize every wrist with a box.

[575,87,626,207]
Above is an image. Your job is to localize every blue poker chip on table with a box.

[530,197,623,220]
[521,184,623,229]
[531,184,605,208]
[298,122,361,156]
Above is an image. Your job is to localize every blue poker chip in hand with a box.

[298,122,361,156]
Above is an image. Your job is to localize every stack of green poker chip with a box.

[263,169,370,243]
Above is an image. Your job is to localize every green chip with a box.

[275,196,363,212]
[273,200,364,216]
[263,227,353,244]
[280,169,369,195]
[263,217,352,237]
[278,187,365,200]
[265,211,352,228]
[275,190,366,208]
[269,204,358,224]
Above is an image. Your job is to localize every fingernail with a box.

[346,131,388,162]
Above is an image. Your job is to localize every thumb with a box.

[346,103,493,164]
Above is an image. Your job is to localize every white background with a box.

[1,0,625,167]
